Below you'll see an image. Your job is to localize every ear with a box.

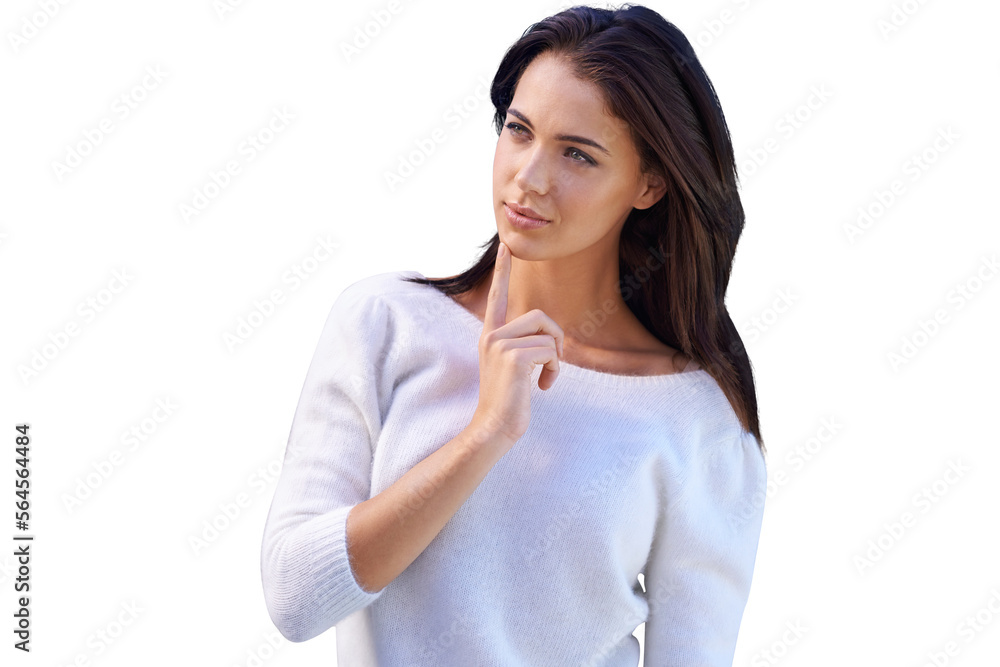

[633,170,668,211]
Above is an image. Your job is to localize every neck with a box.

[502,248,632,350]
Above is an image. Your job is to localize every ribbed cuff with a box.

[306,504,384,623]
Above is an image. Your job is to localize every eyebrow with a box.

[506,108,611,157]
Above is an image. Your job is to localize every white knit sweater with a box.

[260,270,767,666]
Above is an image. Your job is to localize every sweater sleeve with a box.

[642,429,767,666]
[260,282,392,642]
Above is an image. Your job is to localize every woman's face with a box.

[492,51,664,261]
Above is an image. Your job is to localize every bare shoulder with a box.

[669,348,699,373]
[622,322,701,374]
[645,343,698,375]
[562,326,698,376]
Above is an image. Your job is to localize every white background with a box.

[2,0,998,665]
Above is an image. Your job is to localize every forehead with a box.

[510,52,633,152]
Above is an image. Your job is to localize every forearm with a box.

[346,418,513,593]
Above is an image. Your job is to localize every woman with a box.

[260,5,767,665]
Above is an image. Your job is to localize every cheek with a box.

[491,144,506,186]
[564,178,601,205]
[562,181,626,222]
[492,145,519,196]
[589,179,632,210]
[493,140,512,171]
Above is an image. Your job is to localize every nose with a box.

[513,146,551,196]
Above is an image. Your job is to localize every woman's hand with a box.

[470,241,564,446]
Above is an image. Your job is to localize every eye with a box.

[505,121,596,166]
[567,148,594,165]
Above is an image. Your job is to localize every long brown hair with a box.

[401,4,765,454]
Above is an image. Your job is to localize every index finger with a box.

[483,241,509,332]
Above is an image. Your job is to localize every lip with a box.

[505,201,549,221]
[503,202,552,230]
